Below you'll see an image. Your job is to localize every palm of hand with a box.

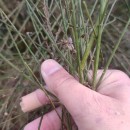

[78,70,130,130]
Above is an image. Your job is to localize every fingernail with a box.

[41,59,62,77]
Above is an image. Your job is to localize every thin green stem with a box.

[97,16,130,87]
[92,25,102,90]
[92,0,108,90]
[0,53,35,84]
[25,0,74,71]
[83,1,97,36]
[71,0,82,83]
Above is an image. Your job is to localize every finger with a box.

[88,70,130,101]
[20,89,50,112]
[41,59,100,118]
[88,70,130,89]
[24,107,62,130]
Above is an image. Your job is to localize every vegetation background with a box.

[0,0,130,130]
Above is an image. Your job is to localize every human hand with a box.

[22,59,130,130]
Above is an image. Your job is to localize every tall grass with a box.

[0,0,130,129]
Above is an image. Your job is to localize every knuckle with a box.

[112,70,130,84]
[53,75,75,96]
[113,70,128,78]
[44,113,57,130]
[49,68,76,96]
[102,70,129,85]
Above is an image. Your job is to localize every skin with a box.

[24,59,130,130]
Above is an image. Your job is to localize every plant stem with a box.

[92,0,108,90]
[71,0,83,83]
[97,16,130,87]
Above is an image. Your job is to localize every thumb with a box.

[41,59,99,118]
